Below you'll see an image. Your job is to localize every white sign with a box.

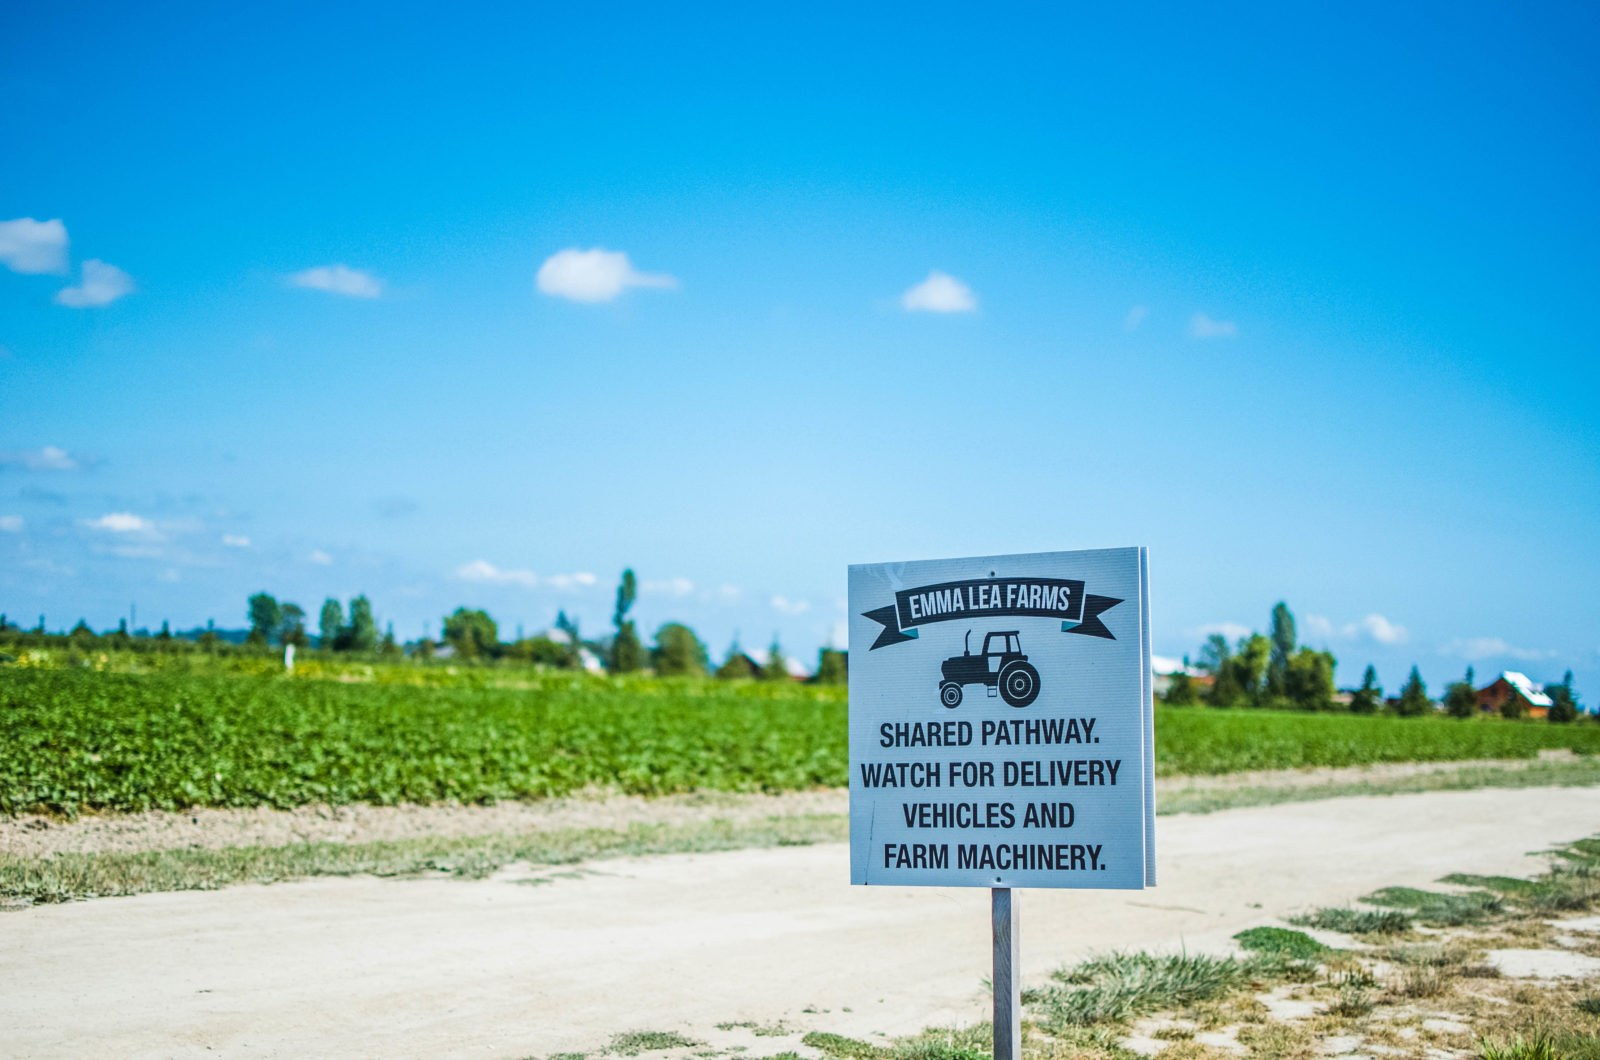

[848,547,1155,889]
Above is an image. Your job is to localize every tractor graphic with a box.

[939,630,1040,709]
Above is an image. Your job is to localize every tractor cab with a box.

[980,631,1021,670]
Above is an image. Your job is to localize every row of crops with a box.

[2,668,1598,815]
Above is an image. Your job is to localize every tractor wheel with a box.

[998,661,1040,707]
[940,681,963,708]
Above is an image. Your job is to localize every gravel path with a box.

[3,785,1596,1059]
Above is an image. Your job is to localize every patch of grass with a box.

[610,1031,700,1055]
[1478,1033,1558,1060]
[0,814,847,908]
[1578,997,1600,1016]
[801,1033,889,1060]
[1445,866,1600,914]
[1290,907,1411,935]
[1363,886,1503,926]
[885,1024,992,1060]
[1233,927,1328,960]
[1158,759,1600,816]
[1034,950,1289,1028]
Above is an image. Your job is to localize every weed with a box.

[1363,886,1503,926]
[610,1032,700,1055]
[1327,984,1374,1018]
[1478,1033,1557,1060]
[1578,997,1600,1016]
[1290,907,1411,935]
[1391,966,1449,999]
[1232,927,1328,960]
[1034,950,1284,1027]
[801,1033,888,1060]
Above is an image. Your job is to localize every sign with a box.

[848,547,1155,889]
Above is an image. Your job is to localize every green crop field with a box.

[1,666,1597,816]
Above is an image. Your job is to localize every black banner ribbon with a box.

[862,577,1122,650]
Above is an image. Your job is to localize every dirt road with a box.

[4,785,1597,1059]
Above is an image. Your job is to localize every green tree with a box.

[717,636,757,680]
[279,603,308,647]
[610,569,644,673]
[1545,671,1579,724]
[380,622,400,657]
[1197,634,1231,676]
[653,622,708,676]
[247,592,282,643]
[1198,634,1239,707]
[1266,602,1296,700]
[340,595,378,653]
[814,648,848,686]
[1444,666,1478,719]
[1163,671,1198,705]
[319,599,344,650]
[1394,666,1430,716]
[156,620,172,641]
[761,635,789,680]
[442,607,498,659]
[1212,634,1270,707]
[1283,648,1336,710]
[1349,665,1381,714]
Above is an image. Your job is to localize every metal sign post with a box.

[992,887,1020,1060]
[847,548,1156,1058]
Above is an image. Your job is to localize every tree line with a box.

[2,568,847,684]
[1161,602,1587,722]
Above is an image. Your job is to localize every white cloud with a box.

[717,584,742,601]
[82,511,155,535]
[1124,305,1148,331]
[457,559,539,589]
[308,549,333,565]
[0,515,22,532]
[1357,613,1407,645]
[901,270,977,313]
[547,571,598,591]
[289,264,383,299]
[1188,312,1237,338]
[771,595,811,615]
[1439,637,1556,663]
[0,218,69,274]
[221,534,251,548]
[1305,613,1408,645]
[1198,622,1251,641]
[55,259,134,307]
[536,248,677,303]
[0,445,79,471]
[643,577,695,597]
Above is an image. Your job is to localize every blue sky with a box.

[2,1,1597,697]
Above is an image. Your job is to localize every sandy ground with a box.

[3,785,1598,1059]
[2,756,1576,858]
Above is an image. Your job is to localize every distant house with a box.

[1476,671,1554,718]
